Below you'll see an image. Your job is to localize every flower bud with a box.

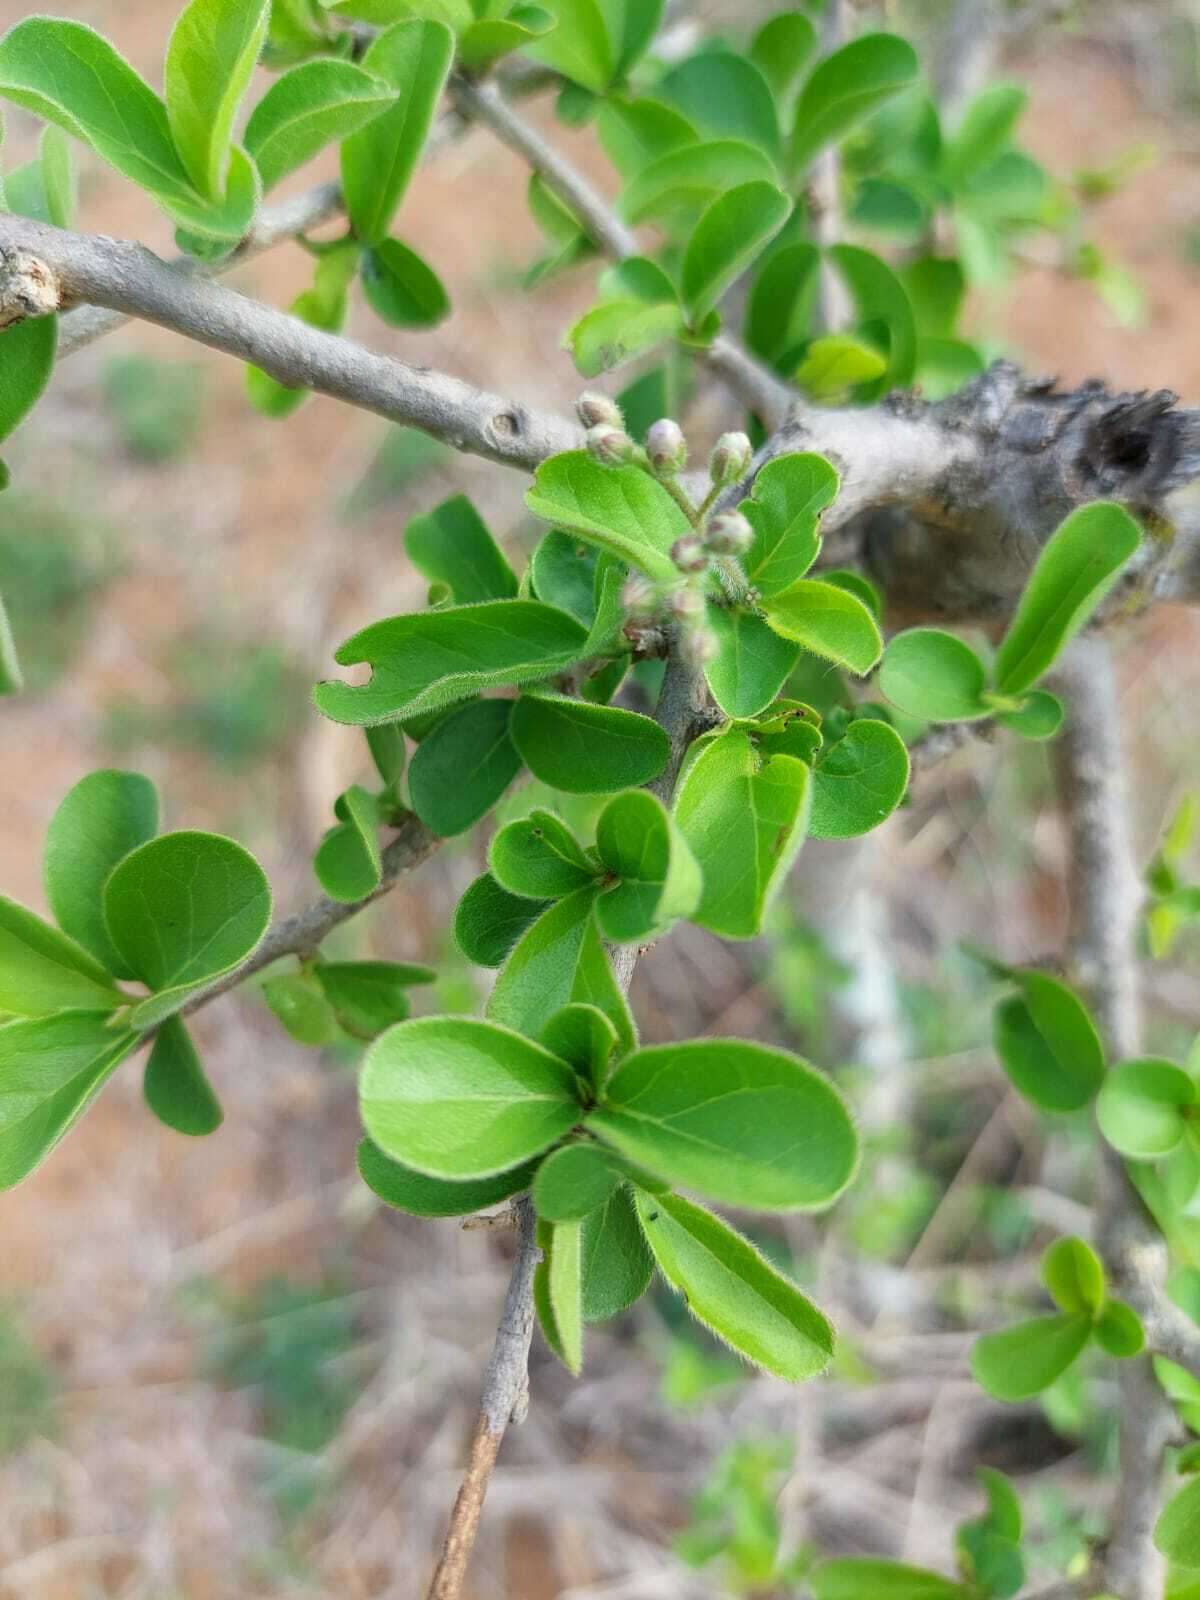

[704,510,754,556]
[587,424,636,466]
[621,575,658,621]
[645,417,687,476]
[670,535,709,574]
[668,584,706,622]
[709,430,753,487]
[576,391,623,430]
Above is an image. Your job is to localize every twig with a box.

[1053,636,1175,1600]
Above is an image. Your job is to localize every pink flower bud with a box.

[587,424,636,466]
[709,431,753,487]
[576,391,623,429]
[704,510,754,556]
[645,417,687,475]
[670,536,709,574]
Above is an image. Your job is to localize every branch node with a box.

[0,247,63,328]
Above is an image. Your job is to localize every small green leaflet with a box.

[1041,1236,1106,1314]
[567,299,683,379]
[404,495,517,605]
[790,33,920,176]
[811,1560,970,1600]
[0,316,56,451]
[809,719,910,840]
[408,699,522,836]
[244,58,394,192]
[762,580,883,676]
[657,53,781,163]
[143,1015,222,1136]
[361,239,451,329]
[510,694,669,794]
[360,1015,581,1179]
[1156,1476,1200,1567]
[489,811,599,900]
[680,181,791,326]
[750,12,817,108]
[879,628,991,722]
[828,244,919,398]
[0,594,20,696]
[315,959,432,1039]
[992,969,1105,1113]
[454,872,550,967]
[620,139,776,226]
[1096,1057,1197,1159]
[582,1184,653,1320]
[535,1216,584,1373]
[358,1136,540,1217]
[634,1190,834,1381]
[525,452,690,584]
[458,11,556,76]
[314,785,383,900]
[592,1037,858,1211]
[314,600,588,725]
[941,84,1029,190]
[970,1311,1091,1401]
[541,1003,619,1093]
[533,1142,624,1222]
[796,334,886,400]
[593,789,700,943]
[165,0,270,202]
[263,971,340,1045]
[103,831,272,1029]
[0,897,124,1016]
[705,605,799,720]
[741,452,839,599]
[673,726,810,939]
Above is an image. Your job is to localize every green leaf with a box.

[673,727,810,939]
[510,694,669,795]
[341,19,455,244]
[43,770,159,979]
[993,971,1105,1113]
[361,1015,580,1178]
[747,241,820,364]
[103,832,272,1029]
[263,970,340,1044]
[530,531,597,625]
[0,315,56,449]
[143,1016,222,1136]
[601,0,662,77]
[977,1467,1023,1542]
[0,1011,138,1189]
[404,494,517,605]
[487,885,598,1034]
[366,723,406,789]
[534,1142,624,1221]
[458,9,555,74]
[593,1037,857,1211]
[812,1560,970,1600]
[828,244,918,397]
[361,237,450,328]
[681,181,791,325]
[0,898,124,1016]
[903,257,965,338]
[705,605,800,721]
[762,580,883,676]
[658,53,780,161]
[809,718,910,840]
[39,125,75,227]
[996,688,1064,741]
[566,298,684,379]
[619,139,775,225]
[1093,1297,1145,1358]
[541,1002,618,1091]
[165,0,270,200]
[635,1190,833,1380]
[315,959,431,1038]
[314,785,382,900]
[535,1216,584,1372]
[454,872,551,967]
[741,452,839,599]
[582,1184,653,1319]
[409,698,522,836]
[490,811,599,900]
[1096,1058,1196,1159]
[970,1311,1092,1401]
[597,94,697,181]
[593,788,700,943]
[357,1136,538,1216]
[524,0,612,93]
[245,59,393,191]
[941,85,1028,190]
[796,334,887,400]
[525,452,690,585]
[993,503,1142,695]
[315,600,588,725]
[0,593,20,695]
[1042,1236,1106,1314]
[790,33,920,175]
[879,628,991,722]
[1157,1476,1200,1566]
[750,12,818,108]
[569,914,636,1058]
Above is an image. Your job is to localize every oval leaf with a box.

[880,627,991,722]
[143,1015,222,1136]
[790,33,920,174]
[809,718,910,839]
[1096,1057,1196,1160]
[762,579,883,676]
[525,452,690,584]
[681,180,791,325]
[244,58,394,191]
[409,698,522,836]
[510,694,669,795]
[971,1311,1091,1401]
[361,237,451,329]
[534,1142,624,1222]
[165,0,271,201]
[993,970,1105,1113]
[594,788,701,942]
[490,811,599,901]
[357,1136,539,1217]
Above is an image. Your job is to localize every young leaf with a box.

[635,1190,833,1381]
[828,244,918,397]
[360,1015,581,1179]
[165,0,271,201]
[510,694,669,794]
[762,579,883,676]
[314,959,432,1039]
[790,33,920,175]
[680,181,791,325]
[593,788,701,943]
[1156,1476,1200,1567]
[705,605,800,720]
[879,628,991,722]
[970,1312,1092,1401]
[263,971,340,1045]
[314,600,588,725]
[809,718,910,839]
[408,698,522,836]
[535,1216,584,1373]
[0,1011,138,1189]
[361,238,451,329]
[812,1560,970,1600]
[103,832,272,1029]
[366,723,406,789]
[524,0,613,93]
[530,531,597,625]
[39,125,76,227]
[0,898,124,1016]
[541,1002,618,1090]
[245,58,394,191]
[941,84,1028,190]
[490,811,599,900]
[0,316,56,450]
[747,241,820,364]
[673,727,810,939]
[993,503,1141,694]
[582,1184,653,1319]
[486,885,599,1035]
[796,334,887,400]
[525,452,690,584]
[597,94,697,181]
[534,1142,624,1222]
[453,872,551,967]
[458,11,556,76]
[567,299,684,379]
[993,971,1105,1113]
[1093,1298,1145,1358]
[741,452,839,599]
[341,19,455,244]
[314,785,382,901]
[996,688,1064,741]
[751,13,818,107]
[593,1038,857,1212]
[143,1015,222,1136]
[404,494,518,605]
[357,1136,539,1217]
[1041,1236,1106,1315]
[658,53,781,161]
[43,769,159,978]
[1096,1057,1197,1159]
[619,139,776,225]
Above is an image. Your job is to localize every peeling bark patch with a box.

[0,249,62,328]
